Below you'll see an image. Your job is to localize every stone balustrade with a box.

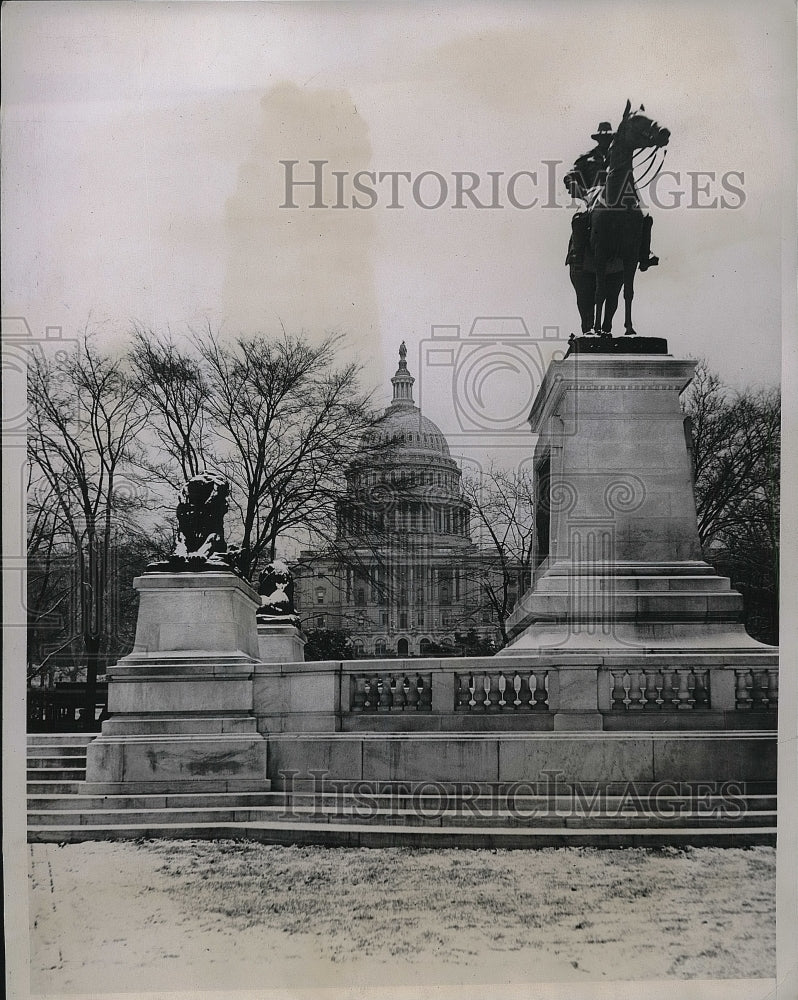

[455,670,550,712]
[253,651,778,734]
[351,672,433,712]
[734,667,779,711]
[608,666,710,711]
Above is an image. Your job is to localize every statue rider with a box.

[564,121,657,336]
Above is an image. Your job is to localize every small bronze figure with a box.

[257,560,300,625]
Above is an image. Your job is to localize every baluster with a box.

[627,669,644,710]
[406,674,420,710]
[621,671,632,709]
[498,672,508,709]
[482,674,493,709]
[352,675,366,712]
[735,669,753,710]
[660,668,677,710]
[693,669,710,709]
[642,669,660,711]
[766,668,779,710]
[514,672,531,709]
[392,675,407,711]
[455,674,470,710]
[361,676,369,710]
[655,669,666,708]
[675,668,694,710]
[488,673,501,710]
[750,669,768,710]
[418,674,432,710]
[512,672,522,708]
[610,670,626,710]
[467,674,477,709]
[372,674,382,711]
[533,670,548,710]
[527,673,536,709]
[378,675,393,712]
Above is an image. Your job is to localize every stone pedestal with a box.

[257,620,306,664]
[86,571,269,791]
[502,347,769,655]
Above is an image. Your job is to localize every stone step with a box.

[27,792,280,810]
[533,577,735,593]
[27,790,776,811]
[27,768,87,782]
[269,777,780,796]
[27,781,88,795]
[27,755,87,768]
[27,820,777,848]
[27,733,96,746]
[27,781,87,795]
[26,804,777,829]
[27,746,89,758]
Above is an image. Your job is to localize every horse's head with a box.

[617,99,670,151]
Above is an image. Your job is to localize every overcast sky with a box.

[2,0,793,463]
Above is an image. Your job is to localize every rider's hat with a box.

[591,122,615,142]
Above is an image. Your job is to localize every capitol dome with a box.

[359,341,451,458]
[369,407,451,457]
[340,342,470,535]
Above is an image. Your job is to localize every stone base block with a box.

[553,712,603,731]
[100,714,260,736]
[264,731,776,789]
[107,665,259,716]
[127,570,260,659]
[257,623,306,664]
[82,777,271,795]
[86,732,268,788]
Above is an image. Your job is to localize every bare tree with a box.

[129,327,391,580]
[461,466,536,646]
[129,326,210,485]
[26,476,74,683]
[682,359,780,642]
[27,335,152,727]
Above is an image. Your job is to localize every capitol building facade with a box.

[294,345,512,657]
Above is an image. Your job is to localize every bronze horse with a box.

[590,101,669,336]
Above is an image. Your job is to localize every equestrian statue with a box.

[565,101,670,337]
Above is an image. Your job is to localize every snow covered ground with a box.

[28,840,775,995]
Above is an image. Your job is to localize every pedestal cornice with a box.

[528,355,698,433]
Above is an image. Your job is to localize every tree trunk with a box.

[83,633,100,732]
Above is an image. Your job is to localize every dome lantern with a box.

[390,340,415,409]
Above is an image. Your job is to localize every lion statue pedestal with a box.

[255,559,306,664]
[85,475,268,793]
